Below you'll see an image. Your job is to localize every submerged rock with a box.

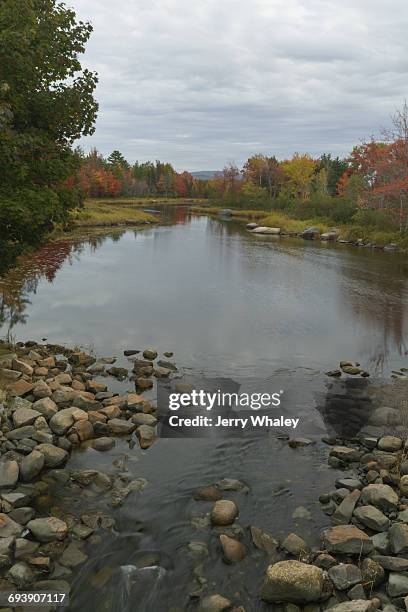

[27,517,68,542]
[211,500,238,526]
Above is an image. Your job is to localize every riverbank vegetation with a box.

[67,201,158,228]
[0,0,98,253]
[1,2,408,259]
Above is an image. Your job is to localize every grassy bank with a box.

[193,205,407,249]
[68,201,159,228]
[86,197,207,208]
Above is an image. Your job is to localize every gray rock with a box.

[360,484,399,512]
[9,507,35,524]
[0,368,22,380]
[282,533,309,556]
[0,461,19,488]
[323,525,373,555]
[13,407,41,428]
[27,517,68,542]
[389,523,408,555]
[49,407,87,435]
[32,397,58,418]
[131,413,157,427]
[387,572,408,597]
[372,555,408,572]
[7,561,34,587]
[35,444,68,468]
[20,450,45,482]
[377,436,402,451]
[0,535,14,567]
[0,513,23,538]
[354,505,391,532]
[370,531,390,554]
[14,538,39,559]
[331,490,360,526]
[335,478,363,491]
[157,360,177,371]
[250,526,279,557]
[92,437,115,452]
[328,564,362,590]
[107,418,135,435]
[329,446,361,462]
[399,475,408,496]
[260,560,327,603]
[6,425,36,440]
[327,602,378,612]
[136,424,156,449]
[60,542,87,567]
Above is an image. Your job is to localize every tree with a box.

[281,154,316,200]
[0,0,98,243]
[107,150,129,170]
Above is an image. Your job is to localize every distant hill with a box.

[191,170,221,180]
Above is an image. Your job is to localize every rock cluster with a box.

[193,432,408,611]
[0,339,170,594]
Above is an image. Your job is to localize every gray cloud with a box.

[70,0,408,170]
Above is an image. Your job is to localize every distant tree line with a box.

[210,106,408,232]
[68,148,209,199]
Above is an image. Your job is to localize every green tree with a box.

[0,0,98,244]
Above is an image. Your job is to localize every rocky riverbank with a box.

[1,340,408,611]
[0,339,174,600]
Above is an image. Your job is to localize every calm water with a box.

[1,208,408,610]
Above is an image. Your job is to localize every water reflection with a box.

[0,213,407,376]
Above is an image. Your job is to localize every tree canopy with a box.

[0,0,98,243]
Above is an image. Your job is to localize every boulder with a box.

[33,397,58,419]
[195,486,222,502]
[251,226,281,234]
[27,517,68,542]
[35,444,68,467]
[107,418,135,435]
[260,560,328,603]
[322,525,373,555]
[12,407,41,428]
[360,484,399,512]
[143,349,158,360]
[49,407,87,435]
[354,505,391,532]
[377,436,402,451]
[32,380,52,399]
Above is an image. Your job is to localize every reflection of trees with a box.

[338,251,408,371]
[0,234,115,339]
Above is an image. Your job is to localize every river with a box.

[1,207,408,610]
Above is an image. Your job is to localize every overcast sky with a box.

[70,0,408,171]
